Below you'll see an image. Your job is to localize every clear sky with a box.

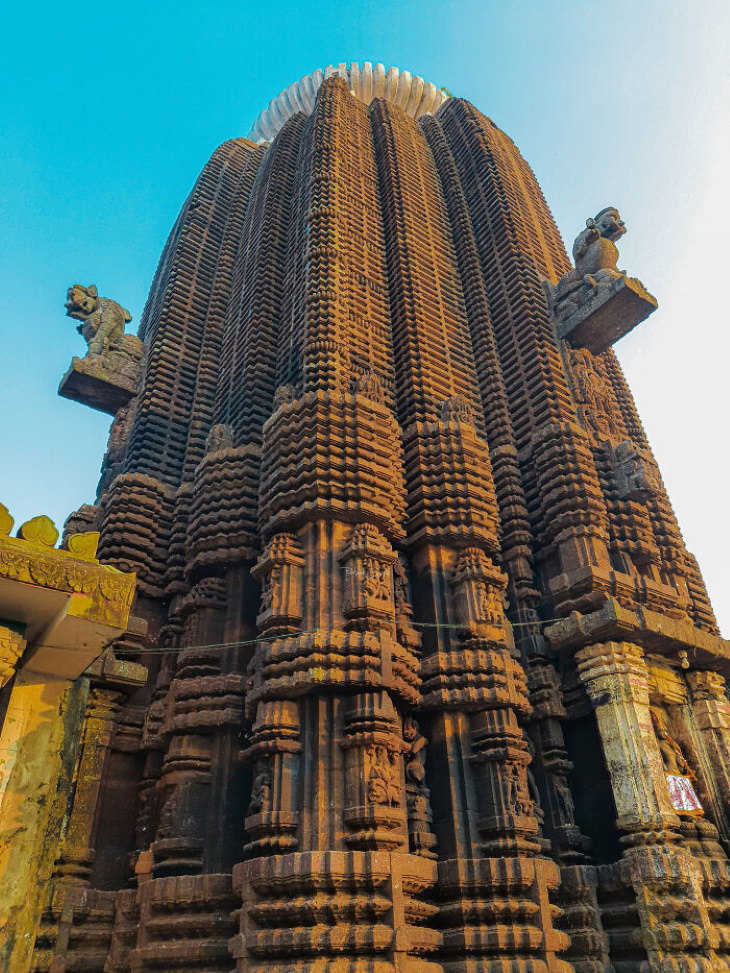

[1,0,728,632]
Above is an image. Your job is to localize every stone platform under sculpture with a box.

[58,284,144,414]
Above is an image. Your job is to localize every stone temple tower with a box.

[13,62,730,972]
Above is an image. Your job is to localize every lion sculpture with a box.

[550,207,628,324]
[65,284,135,357]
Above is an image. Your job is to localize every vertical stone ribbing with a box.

[185,117,304,578]
[126,139,261,482]
[371,97,569,972]
[436,99,617,619]
[98,140,264,593]
[420,112,537,614]
[436,99,575,443]
[233,79,441,973]
[369,98,484,431]
[217,118,305,440]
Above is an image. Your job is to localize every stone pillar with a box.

[0,675,87,973]
[576,642,720,971]
[687,670,730,832]
[575,642,679,842]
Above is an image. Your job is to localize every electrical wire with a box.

[76,616,570,656]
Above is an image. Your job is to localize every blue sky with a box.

[1,0,728,631]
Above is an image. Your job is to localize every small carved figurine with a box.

[440,393,474,424]
[206,423,234,453]
[650,708,692,777]
[248,765,272,816]
[273,384,296,410]
[546,207,656,353]
[367,747,400,806]
[612,439,660,500]
[60,283,145,413]
[507,764,524,815]
[403,715,427,786]
[354,369,385,404]
[393,555,411,613]
[363,557,390,600]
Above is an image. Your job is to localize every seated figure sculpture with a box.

[546,207,657,353]
[59,284,145,414]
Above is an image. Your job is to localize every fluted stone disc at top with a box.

[248,61,449,141]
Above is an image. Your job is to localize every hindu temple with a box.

[1,62,729,973]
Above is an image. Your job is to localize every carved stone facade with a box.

[10,63,730,972]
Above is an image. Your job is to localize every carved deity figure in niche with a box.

[478,585,503,626]
[367,747,400,806]
[507,764,524,816]
[440,393,474,424]
[554,776,575,823]
[570,349,621,439]
[650,707,703,817]
[363,557,390,600]
[247,764,272,816]
[260,567,280,612]
[354,369,385,404]
[403,715,427,786]
[206,423,234,453]
[403,716,437,857]
[612,439,660,501]
[394,555,411,614]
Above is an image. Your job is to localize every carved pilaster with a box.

[527,661,588,863]
[339,525,397,631]
[687,670,730,835]
[577,643,721,970]
[53,688,123,884]
[241,699,301,856]
[151,577,245,878]
[251,533,304,634]
[341,691,407,851]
